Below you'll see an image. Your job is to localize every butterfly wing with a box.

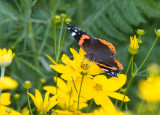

[85,38,123,77]
[67,23,123,77]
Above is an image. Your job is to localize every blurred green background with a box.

[1,0,160,113]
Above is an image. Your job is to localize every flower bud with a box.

[24,81,32,89]
[155,29,160,37]
[40,78,46,84]
[136,29,144,36]
[65,18,72,23]
[121,88,127,93]
[53,15,61,24]
[61,13,67,19]
[128,35,139,55]
[14,93,20,101]
[138,38,143,44]
[5,107,12,114]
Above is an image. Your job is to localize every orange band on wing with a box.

[79,35,90,46]
[114,59,123,69]
[95,62,117,70]
[99,39,116,54]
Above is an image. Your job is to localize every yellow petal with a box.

[35,89,43,107]
[100,96,116,115]
[88,62,104,75]
[27,93,39,108]
[93,75,107,86]
[54,76,69,92]
[107,92,130,102]
[21,107,29,115]
[46,95,58,112]
[0,105,22,115]
[46,55,57,64]
[81,77,95,100]
[94,91,106,105]
[2,48,7,55]
[43,86,56,95]
[70,48,79,61]
[50,64,72,73]
[43,91,50,112]
[0,93,11,105]
[61,54,72,65]
[0,76,18,90]
[103,74,127,91]
[79,47,87,57]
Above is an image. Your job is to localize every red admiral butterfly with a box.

[66,23,123,77]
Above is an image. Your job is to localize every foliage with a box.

[0,0,160,114]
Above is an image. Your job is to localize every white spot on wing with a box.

[72,32,76,36]
[111,71,114,75]
[102,68,108,72]
[68,27,70,29]
[75,29,78,32]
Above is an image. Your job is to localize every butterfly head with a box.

[66,23,88,42]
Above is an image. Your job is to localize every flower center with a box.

[94,83,102,91]
[72,111,81,115]
[80,63,89,70]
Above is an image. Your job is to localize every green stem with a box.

[119,55,134,110]
[136,36,159,74]
[0,67,5,98]
[147,100,154,115]
[57,27,67,62]
[137,100,144,115]
[115,56,133,107]
[87,99,94,113]
[27,89,33,115]
[16,100,21,112]
[1,67,5,80]
[68,87,72,111]
[77,74,84,111]
[54,23,57,60]
[56,18,64,62]
[125,56,133,75]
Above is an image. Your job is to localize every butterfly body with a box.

[66,23,123,77]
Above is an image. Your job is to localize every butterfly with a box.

[66,23,123,77]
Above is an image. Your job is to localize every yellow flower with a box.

[128,35,139,55]
[138,74,160,102]
[0,76,18,90]
[0,48,15,67]
[43,77,88,111]
[0,93,21,115]
[28,89,58,113]
[147,63,160,75]
[0,93,11,106]
[54,110,92,115]
[21,107,29,115]
[47,48,103,81]
[92,107,125,115]
[69,74,130,114]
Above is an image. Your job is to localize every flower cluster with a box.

[0,48,21,115]
[44,47,130,114]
